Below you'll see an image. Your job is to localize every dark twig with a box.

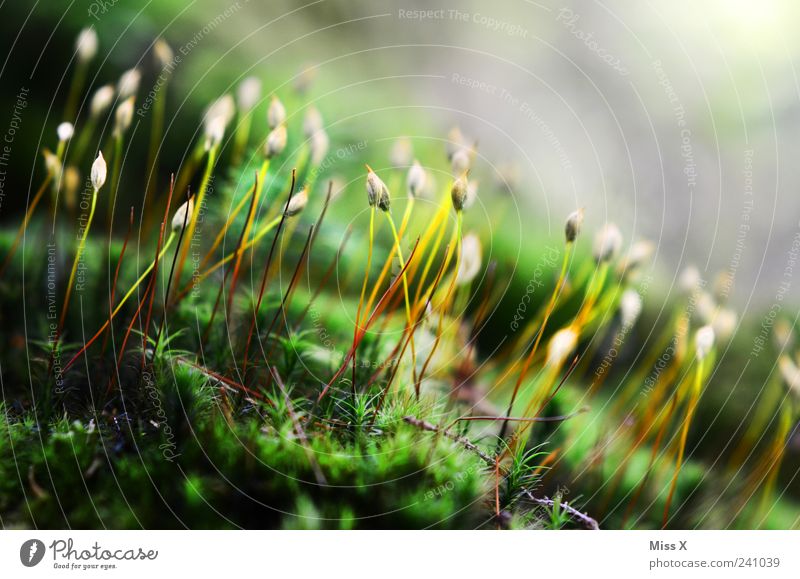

[102,206,135,353]
[403,415,494,466]
[203,174,260,343]
[242,169,297,375]
[520,489,600,530]
[403,415,600,530]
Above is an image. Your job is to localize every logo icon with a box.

[20,539,46,567]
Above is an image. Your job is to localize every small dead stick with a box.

[102,207,135,353]
[451,408,589,426]
[407,417,598,532]
[260,225,315,366]
[403,415,495,466]
[269,366,327,486]
[318,238,420,401]
[294,226,353,328]
[242,170,297,375]
[202,175,261,344]
[519,489,600,530]
[177,357,265,401]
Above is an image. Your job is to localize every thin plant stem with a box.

[242,170,297,375]
[662,357,705,528]
[59,186,99,332]
[63,232,177,373]
[227,161,270,314]
[756,402,793,519]
[101,206,135,353]
[499,243,572,441]
[414,210,462,395]
[0,174,52,276]
[386,211,418,386]
[173,145,217,293]
[106,133,123,227]
[174,215,283,303]
[352,207,375,392]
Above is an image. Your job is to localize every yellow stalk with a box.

[386,211,417,380]
[111,231,176,319]
[662,357,705,527]
[198,162,267,272]
[227,160,270,285]
[173,145,218,293]
[757,402,793,519]
[352,207,376,389]
[500,244,573,439]
[415,210,462,395]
